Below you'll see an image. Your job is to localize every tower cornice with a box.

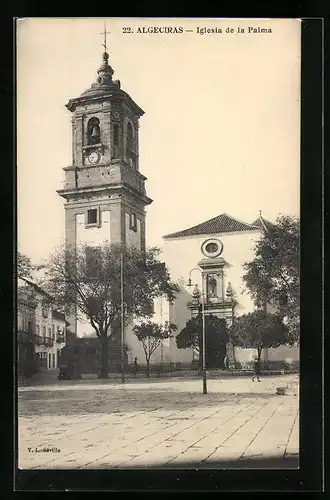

[66,87,144,116]
[57,183,153,206]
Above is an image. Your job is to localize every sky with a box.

[17,18,301,265]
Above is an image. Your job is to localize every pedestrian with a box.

[223,354,230,371]
[252,357,261,382]
[133,357,139,379]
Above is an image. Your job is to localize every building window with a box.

[112,124,120,159]
[129,213,137,231]
[42,301,49,318]
[43,326,46,337]
[52,353,56,368]
[113,124,119,146]
[201,238,223,258]
[87,208,98,225]
[52,324,55,339]
[48,327,51,338]
[126,122,136,168]
[127,122,133,150]
[37,324,40,335]
[87,117,100,145]
[48,353,52,369]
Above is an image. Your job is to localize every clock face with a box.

[88,151,99,164]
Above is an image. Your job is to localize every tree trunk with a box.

[146,359,150,378]
[257,345,262,362]
[99,334,108,379]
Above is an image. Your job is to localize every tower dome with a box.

[80,51,120,98]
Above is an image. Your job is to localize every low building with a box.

[52,310,68,367]
[17,278,38,376]
[17,278,69,372]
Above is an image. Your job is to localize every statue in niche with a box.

[207,275,218,299]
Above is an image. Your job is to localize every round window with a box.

[201,238,223,258]
[205,242,218,253]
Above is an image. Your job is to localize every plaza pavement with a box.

[17,374,299,470]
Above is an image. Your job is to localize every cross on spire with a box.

[100,21,111,52]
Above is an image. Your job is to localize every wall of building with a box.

[234,347,268,363]
[125,295,187,366]
[233,345,299,366]
[33,298,68,371]
[17,283,37,376]
[76,210,111,246]
[52,316,67,367]
[125,213,141,249]
[35,299,56,370]
[267,345,299,362]
[162,230,262,318]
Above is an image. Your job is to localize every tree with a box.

[132,320,177,376]
[17,252,35,279]
[229,310,289,362]
[243,214,300,344]
[176,314,228,369]
[41,243,178,378]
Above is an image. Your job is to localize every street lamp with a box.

[187,267,207,395]
[226,282,236,367]
[120,249,125,383]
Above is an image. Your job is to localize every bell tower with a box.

[57,44,153,260]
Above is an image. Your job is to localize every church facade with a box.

[150,213,299,369]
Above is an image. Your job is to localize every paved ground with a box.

[18,374,299,470]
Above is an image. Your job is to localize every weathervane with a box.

[100,21,111,52]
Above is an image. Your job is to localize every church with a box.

[57,40,299,371]
[149,212,299,369]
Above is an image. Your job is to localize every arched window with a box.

[126,122,136,168]
[113,124,119,147]
[87,117,100,145]
[127,122,133,151]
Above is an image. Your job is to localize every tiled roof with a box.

[19,277,52,300]
[251,216,275,232]
[163,213,261,239]
[52,310,65,321]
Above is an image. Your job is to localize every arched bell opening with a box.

[87,117,101,145]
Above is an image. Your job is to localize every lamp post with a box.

[120,249,125,383]
[226,282,236,367]
[188,267,207,395]
[160,296,164,368]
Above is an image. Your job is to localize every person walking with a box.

[223,354,230,371]
[252,357,261,382]
[133,357,139,379]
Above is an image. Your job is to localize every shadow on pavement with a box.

[18,388,295,417]
[80,454,299,470]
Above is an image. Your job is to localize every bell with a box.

[90,125,99,138]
